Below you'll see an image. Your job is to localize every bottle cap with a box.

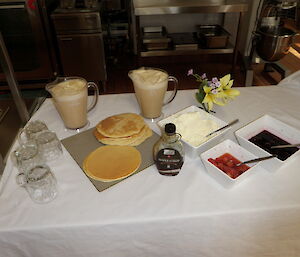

[165,123,176,135]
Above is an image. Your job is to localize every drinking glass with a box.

[18,120,48,144]
[36,131,63,162]
[16,164,58,204]
[12,141,44,174]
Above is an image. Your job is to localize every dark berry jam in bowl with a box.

[235,115,300,172]
[249,130,299,161]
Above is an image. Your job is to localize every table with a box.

[1,86,300,257]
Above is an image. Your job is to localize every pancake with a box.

[96,113,145,138]
[83,145,142,182]
[93,125,145,144]
[128,125,152,146]
[94,125,152,146]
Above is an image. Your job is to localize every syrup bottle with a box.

[153,123,184,176]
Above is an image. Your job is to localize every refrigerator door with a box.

[0,0,57,81]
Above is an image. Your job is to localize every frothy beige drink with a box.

[129,68,177,119]
[50,79,88,129]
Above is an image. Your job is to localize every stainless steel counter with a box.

[133,0,248,15]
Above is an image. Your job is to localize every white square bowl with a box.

[157,105,229,158]
[235,114,300,172]
[200,139,259,188]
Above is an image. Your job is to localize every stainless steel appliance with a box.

[244,0,298,86]
[256,26,298,62]
[255,0,298,62]
[51,8,107,91]
[0,0,58,83]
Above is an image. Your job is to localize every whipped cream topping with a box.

[130,68,168,86]
[168,112,219,147]
[51,79,86,97]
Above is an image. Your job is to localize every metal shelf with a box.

[133,0,248,72]
[140,43,234,57]
[134,0,248,16]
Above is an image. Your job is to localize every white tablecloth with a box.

[1,86,300,257]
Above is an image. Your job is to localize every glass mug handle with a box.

[12,141,39,169]
[163,76,178,105]
[18,128,27,145]
[87,82,99,112]
[16,173,27,187]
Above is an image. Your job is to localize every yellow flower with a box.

[219,74,240,100]
[189,70,240,112]
[202,85,225,111]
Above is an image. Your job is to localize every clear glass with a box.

[36,131,63,162]
[16,164,58,204]
[12,141,44,174]
[18,120,48,144]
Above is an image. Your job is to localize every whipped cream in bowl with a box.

[169,111,220,147]
[157,106,230,158]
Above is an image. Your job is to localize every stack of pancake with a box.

[93,113,152,146]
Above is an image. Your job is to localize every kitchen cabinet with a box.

[51,9,107,91]
[56,33,106,84]
[132,0,248,71]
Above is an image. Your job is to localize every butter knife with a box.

[235,155,277,167]
[206,119,239,137]
[271,143,300,149]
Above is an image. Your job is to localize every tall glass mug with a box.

[18,120,48,144]
[36,131,63,162]
[128,67,178,119]
[12,140,44,174]
[46,77,99,130]
[16,164,58,204]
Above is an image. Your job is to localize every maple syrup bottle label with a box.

[155,148,184,176]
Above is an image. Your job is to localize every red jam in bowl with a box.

[208,153,250,179]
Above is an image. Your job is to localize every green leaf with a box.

[195,90,205,103]
[202,80,208,87]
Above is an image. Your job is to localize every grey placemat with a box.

[61,127,160,192]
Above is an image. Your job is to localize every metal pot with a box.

[256,27,298,62]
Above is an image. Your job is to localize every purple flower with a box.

[211,88,218,94]
[214,81,221,88]
[201,73,207,80]
[187,69,194,76]
[212,77,219,84]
